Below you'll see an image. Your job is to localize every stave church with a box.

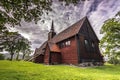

[32,16,104,66]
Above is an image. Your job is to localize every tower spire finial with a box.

[51,20,54,31]
[48,20,56,40]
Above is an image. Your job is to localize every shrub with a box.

[0,54,5,60]
[108,57,120,65]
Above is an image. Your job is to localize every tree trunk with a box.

[22,54,25,60]
[10,54,14,61]
[16,53,20,60]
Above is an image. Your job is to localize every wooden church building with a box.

[33,16,104,65]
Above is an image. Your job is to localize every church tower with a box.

[48,21,56,40]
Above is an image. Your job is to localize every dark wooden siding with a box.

[78,19,103,62]
[80,18,99,41]
[34,55,44,63]
[51,52,61,64]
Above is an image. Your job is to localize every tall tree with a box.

[2,31,31,61]
[22,48,32,60]
[3,31,19,60]
[100,11,120,64]
[0,26,8,51]
[16,38,31,60]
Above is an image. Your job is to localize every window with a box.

[91,41,95,53]
[65,41,71,46]
[91,42,95,48]
[84,39,97,53]
[68,41,71,45]
[59,40,71,48]
[59,42,65,48]
[65,42,68,45]
[91,41,98,53]
[84,39,90,52]
[85,40,88,45]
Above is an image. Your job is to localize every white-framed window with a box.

[68,41,71,45]
[60,40,71,48]
[65,40,71,46]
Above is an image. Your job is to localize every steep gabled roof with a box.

[34,41,47,55]
[50,17,86,43]
[29,41,47,61]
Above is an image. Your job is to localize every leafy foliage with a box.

[0,0,88,27]
[15,37,31,60]
[0,0,52,27]
[100,11,120,64]
[2,31,31,60]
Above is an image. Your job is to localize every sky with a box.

[9,0,120,51]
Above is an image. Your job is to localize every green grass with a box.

[0,60,120,80]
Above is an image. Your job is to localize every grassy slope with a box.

[0,61,120,80]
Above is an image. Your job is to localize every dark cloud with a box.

[10,0,120,50]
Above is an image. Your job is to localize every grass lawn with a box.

[0,60,120,80]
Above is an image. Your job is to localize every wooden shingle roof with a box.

[50,17,86,43]
[34,41,47,55]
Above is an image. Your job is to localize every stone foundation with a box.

[79,62,104,67]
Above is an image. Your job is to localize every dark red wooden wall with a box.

[44,44,50,64]
[34,55,44,63]
[59,37,78,64]
[51,52,61,64]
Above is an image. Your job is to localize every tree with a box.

[2,31,19,60]
[2,31,31,61]
[0,26,8,51]
[16,38,31,60]
[100,11,120,65]
[22,48,32,60]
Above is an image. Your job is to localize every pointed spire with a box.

[50,20,54,32]
[48,20,56,40]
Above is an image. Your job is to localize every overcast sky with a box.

[9,0,120,51]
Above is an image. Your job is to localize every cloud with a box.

[89,0,120,38]
[10,0,120,50]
